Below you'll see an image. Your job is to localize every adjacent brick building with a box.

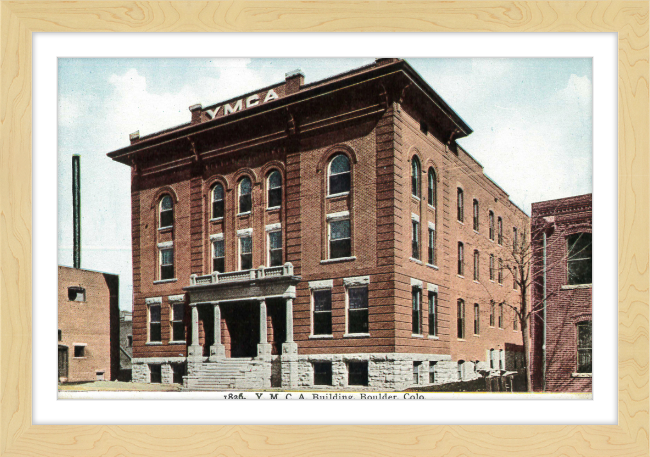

[58,266,120,382]
[530,194,592,392]
[108,58,528,390]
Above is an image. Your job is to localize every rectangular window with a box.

[428,292,438,337]
[428,228,436,265]
[413,361,422,384]
[348,361,369,386]
[567,233,592,285]
[498,217,503,245]
[489,212,495,240]
[172,363,185,384]
[457,188,464,222]
[473,250,479,281]
[412,287,422,335]
[239,236,252,270]
[67,286,86,302]
[498,302,504,329]
[490,300,496,327]
[160,248,174,280]
[348,286,369,334]
[268,231,283,267]
[577,321,592,373]
[127,335,133,347]
[313,362,333,385]
[73,345,85,358]
[429,362,437,383]
[473,199,479,231]
[457,300,465,339]
[412,220,420,259]
[212,239,225,273]
[150,364,162,384]
[474,303,480,335]
[171,303,185,342]
[329,219,351,259]
[149,304,161,342]
[313,289,332,335]
[457,242,464,276]
[58,329,62,341]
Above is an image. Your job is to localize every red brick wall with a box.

[530,194,592,392]
[58,266,119,381]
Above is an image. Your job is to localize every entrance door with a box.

[227,303,259,358]
[58,346,68,380]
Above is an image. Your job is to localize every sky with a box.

[58,58,593,311]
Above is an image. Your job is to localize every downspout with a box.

[542,231,547,392]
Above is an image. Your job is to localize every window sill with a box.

[571,372,592,378]
[73,357,86,359]
[146,342,163,346]
[327,192,349,199]
[169,341,186,345]
[561,284,593,290]
[344,333,370,338]
[426,263,439,270]
[154,278,178,284]
[473,280,480,284]
[237,211,251,217]
[266,206,281,212]
[411,195,421,202]
[412,334,424,338]
[409,257,423,265]
[473,334,480,337]
[321,256,356,264]
[209,217,224,222]
[457,220,464,225]
[473,229,480,235]
[427,204,435,211]
[457,338,466,342]
[427,335,439,340]
[457,275,465,279]
[309,335,334,339]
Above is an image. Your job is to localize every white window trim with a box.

[344,278,370,335]
[309,279,334,290]
[265,223,282,232]
[411,278,423,289]
[157,241,173,249]
[311,287,333,337]
[411,213,420,222]
[343,276,370,286]
[169,302,185,343]
[209,233,224,242]
[168,294,185,303]
[145,297,162,305]
[326,191,349,199]
[326,211,350,221]
[267,230,282,267]
[327,156,351,196]
[236,228,253,237]
[428,221,435,230]
[427,283,439,293]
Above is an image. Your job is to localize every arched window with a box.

[267,170,282,209]
[427,167,436,206]
[498,217,503,245]
[411,156,420,198]
[211,183,224,219]
[159,195,173,228]
[238,177,252,214]
[474,303,480,335]
[488,211,495,240]
[328,154,351,195]
[457,242,464,276]
[457,188,464,222]
[473,199,479,231]
[457,299,465,339]
[473,249,480,281]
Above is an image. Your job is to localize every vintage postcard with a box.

[57,58,592,397]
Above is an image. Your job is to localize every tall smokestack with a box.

[72,154,81,269]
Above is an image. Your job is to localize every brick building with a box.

[58,266,120,382]
[108,58,528,390]
[530,194,592,392]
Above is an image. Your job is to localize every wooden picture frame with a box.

[1,2,647,455]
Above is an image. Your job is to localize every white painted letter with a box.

[264,89,279,103]
[246,94,260,108]
[205,106,221,119]
[224,99,243,116]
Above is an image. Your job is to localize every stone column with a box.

[257,299,271,359]
[281,297,299,388]
[209,302,225,360]
[188,303,202,359]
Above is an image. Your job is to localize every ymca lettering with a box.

[205,89,279,120]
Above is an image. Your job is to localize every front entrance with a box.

[222,302,259,358]
[58,346,68,380]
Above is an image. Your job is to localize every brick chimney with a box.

[189,104,203,124]
[285,69,304,95]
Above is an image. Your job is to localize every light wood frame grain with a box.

[1,2,647,456]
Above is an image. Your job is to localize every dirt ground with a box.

[58,381,182,392]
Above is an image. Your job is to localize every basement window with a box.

[68,287,86,302]
[150,364,162,384]
[348,361,369,386]
[313,362,333,386]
